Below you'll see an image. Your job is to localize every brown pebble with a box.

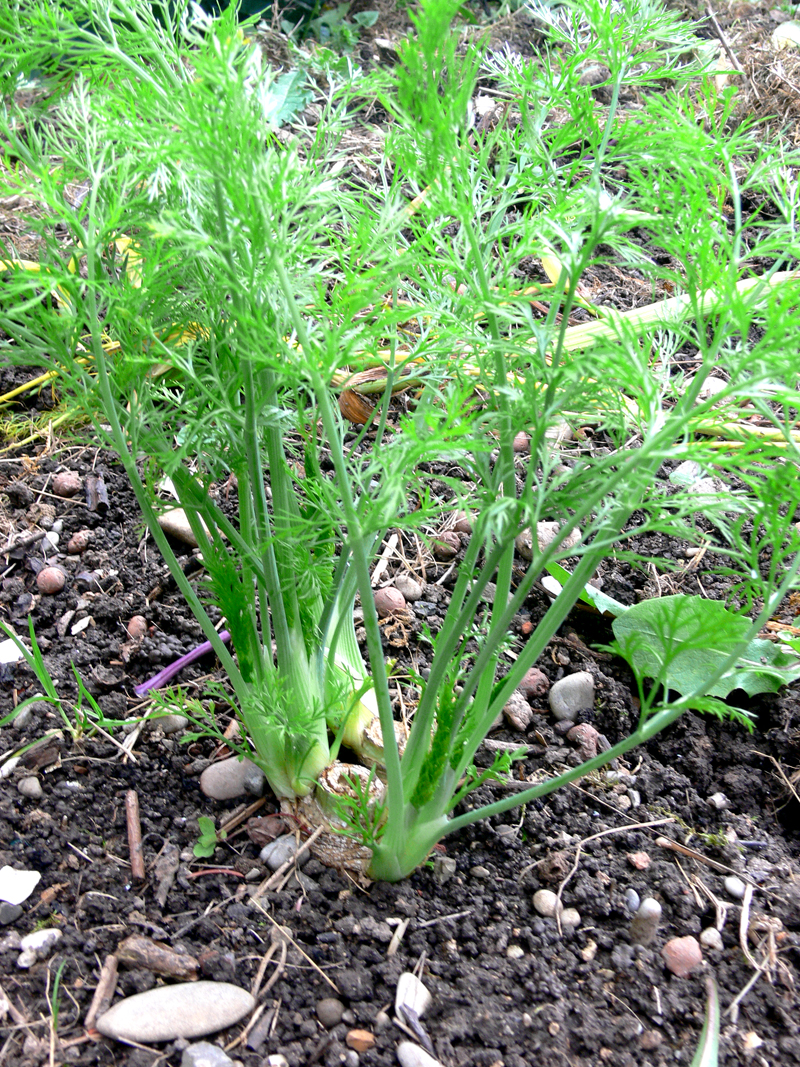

[518,667,549,701]
[627,851,651,871]
[67,529,92,554]
[374,587,407,618]
[513,432,530,453]
[52,471,82,498]
[127,615,148,640]
[452,511,473,534]
[662,936,703,977]
[640,1030,663,1050]
[36,568,66,595]
[566,723,599,760]
[345,1029,375,1053]
[432,531,460,560]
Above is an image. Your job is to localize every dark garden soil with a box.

[2,2,800,1066]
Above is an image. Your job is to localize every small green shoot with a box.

[193,816,225,859]
[691,977,720,1067]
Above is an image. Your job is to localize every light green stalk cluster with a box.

[1,0,800,881]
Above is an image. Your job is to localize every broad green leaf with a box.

[611,594,800,699]
[260,70,312,128]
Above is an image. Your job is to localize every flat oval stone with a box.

[95,981,254,1043]
[200,758,265,800]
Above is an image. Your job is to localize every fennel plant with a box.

[1,0,800,881]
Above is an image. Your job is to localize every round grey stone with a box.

[548,672,595,720]
[724,875,746,900]
[316,997,345,1029]
[259,834,309,871]
[199,758,265,800]
[17,777,43,801]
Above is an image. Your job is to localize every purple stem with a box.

[134,630,231,697]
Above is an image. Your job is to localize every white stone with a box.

[548,672,595,720]
[700,927,724,951]
[724,875,746,900]
[515,522,580,561]
[506,945,524,958]
[158,714,189,735]
[670,460,703,486]
[259,835,309,871]
[561,907,581,930]
[17,928,62,968]
[394,573,423,601]
[532,889,562,917]
[708,792,729,810]
[396,1042,444,1067]
[158,508,209,548]
[199,757,265,800]
[17,777,43,801]
[181,1041,235,1067]
[0,866,41,906]
[95,981,255,1043]
[0,638,25,665]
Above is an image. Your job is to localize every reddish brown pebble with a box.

[566,723,600,760]
[36,568,66,595]
[518,667,549,701]
[346,1029,376,1053]
[432,531,460,560]
[519,620,534,635]
[374,587,407,617]
[513,432,530,453]
[127,615,148,640]
[67,529,91,554]
[52,471,82,498]
[662,936,703,977]
[627,851,651,871]
[452,511,474,535]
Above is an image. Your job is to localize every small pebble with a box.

[0,903,23,926]
[396,1042,444,1067]
[67,529,92,554]
[470,865,490,879]
[549,671,595,720]
[265,1057,289,1067]
[373,1011,390,1033]
[532,889,562,918]
[394,573,423,601]
[259,834,309,871]
[374,587,407,617]
[699,927,724,951]
[626,851,650,871]
[566,722,599,760]
[452,511,473,534]
[506,944,524,959]
[158,508,207,548]
[36,567,66,595]
[199,757,266,801]
[639,1031,663,1051]
[580,940,597,962]
[432,855,457,884]
[0,866,41,906]
[625,889,641,913]
[503,691,533,731]
[346,1030,375,1053]
[17,928,62,968]
[724,875,746,899]
[52,471,82,498]
[512,432,530,452]
[316,997,345,1029]
[630,898,662,946]
[662,935,703,978]
[158,714,189,735]
[561,907,581,930]
[432,531,460,560]
[127,615,148,640]
[517,667,549,701]
[181,1041,234,1067]
[707,792,730,810]
[17,777,43,801]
